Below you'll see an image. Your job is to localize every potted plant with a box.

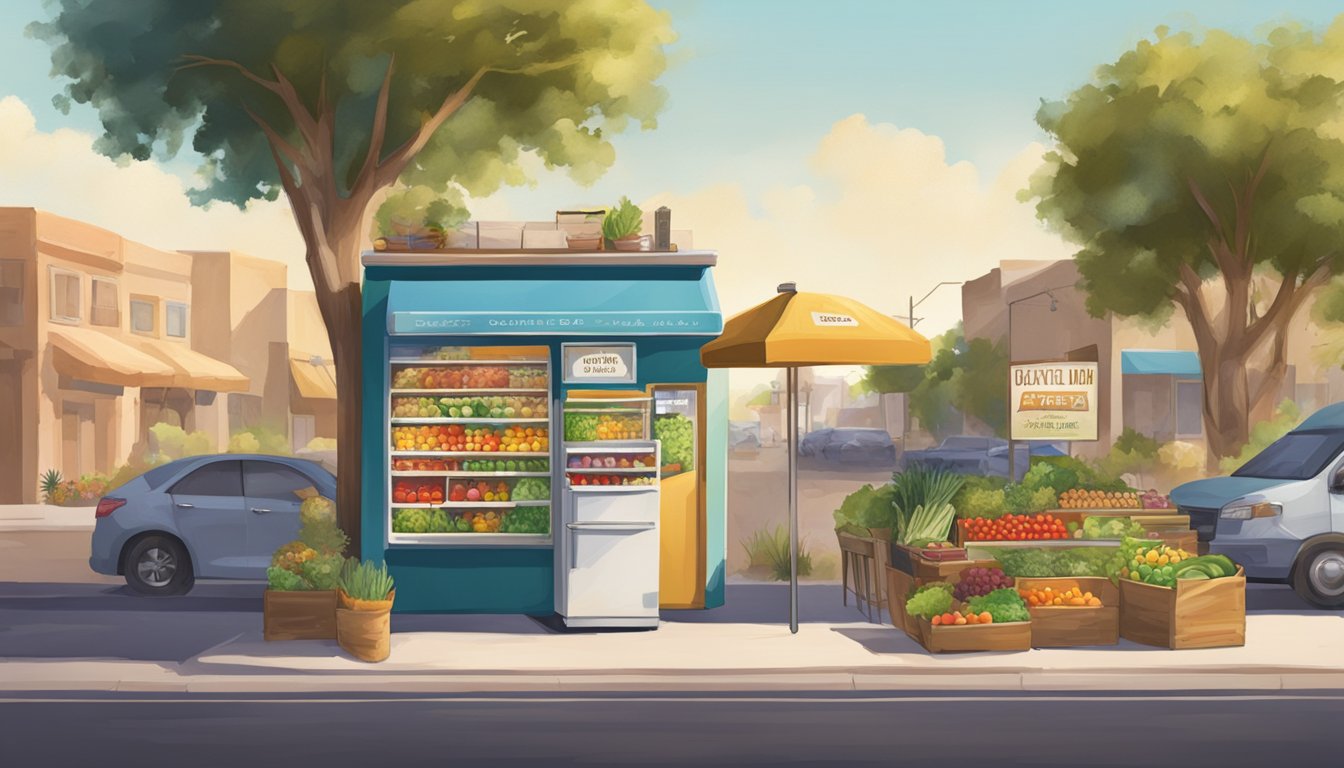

[602,197,648,251]
[262,495,346,641]
[370,187,465,251]
[336,558,396,662]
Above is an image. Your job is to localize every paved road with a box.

[2,691,1340,767]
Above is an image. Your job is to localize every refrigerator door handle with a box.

[565,522,656,532]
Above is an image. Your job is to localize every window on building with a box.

[0,259,22,326]
[166,301,188,338]
[90,278,119,327]
[130,296,158,335]
[1175,380,1203,438]
[49,268,81,324]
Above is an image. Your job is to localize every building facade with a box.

[963,259,1344,456]
[0,210,334,504]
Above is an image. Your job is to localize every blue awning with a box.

[387,270,722,336]
[1121,349,1201,377]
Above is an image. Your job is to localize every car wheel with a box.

[1292,542,1344,609]
[124,536,194,596]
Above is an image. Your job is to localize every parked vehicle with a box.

[903,435,1041,481]
[1170,402,1344,608]
[798,428,897,469]
[89,455,337,596]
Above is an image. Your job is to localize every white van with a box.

[1170,402,1344,608]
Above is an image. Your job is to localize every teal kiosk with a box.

[360,249,728,614]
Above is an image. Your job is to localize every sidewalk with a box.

[0,504,94,531]
[7,607,1344,694]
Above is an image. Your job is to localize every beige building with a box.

[0,210,335,503]
[963,259,1344,457]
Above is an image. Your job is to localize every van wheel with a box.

[1292,543,1344,609]
[124,536,194,596]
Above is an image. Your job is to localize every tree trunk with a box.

[1198,350,1252,470]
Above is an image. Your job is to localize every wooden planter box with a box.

[1119,567,1246,649]
[916,616,1031,653]
[263,590,338,641]
[1016,577,1119,648]
[886,566,921,640]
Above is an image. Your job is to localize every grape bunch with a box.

[952,567,1014,602]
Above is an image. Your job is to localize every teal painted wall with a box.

[705,367,729,608]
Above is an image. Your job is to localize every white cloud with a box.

[644,114,1074,334]
[0,95,313,288]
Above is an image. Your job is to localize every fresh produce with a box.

[1120,539,1237,586]
[266,566,308,591]
[1080,515,1146,540]
[447,480,512,502]
[952,567,1014,601]
[1140,489,1172,509]
[904,582,955,619]
[959,513,1069,541]
[931,610,994,626]
[568,474,657,486]
[923,541,959,550]
[564,411,644,441]
[653,414,695,471]
[393,458,459,471]
[391,424,548,453]
[392,395,548,419]
[987,546,1125,579]
[392,508,454,533]
[390,365,546,391]
[1019,585,1102,607]
[891,466,965,546]
[833,483,898,533]
[424,346,472,360]
[1058,488,1141,509]
[566,454,657,469]
[965,588,1031,623]
[499,506,550,534]
[393,479,445,504]
[510,477,551,501]
[338,558,395,602]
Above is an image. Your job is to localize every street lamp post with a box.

[896,281,963,456]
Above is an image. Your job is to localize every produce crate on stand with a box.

[1120,567,1246,649]
[916,614,1031,653]
[1016,577,1119,648]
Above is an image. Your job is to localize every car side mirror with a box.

[1333,467,1344,494]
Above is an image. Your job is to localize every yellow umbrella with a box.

[701,283,933,632]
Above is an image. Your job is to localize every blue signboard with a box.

[391,311,723,335]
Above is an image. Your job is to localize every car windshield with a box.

[1233,429,1344,481]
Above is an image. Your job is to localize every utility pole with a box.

[897,281,963,458]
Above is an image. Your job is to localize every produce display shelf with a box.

[564,467,658,474]
[1052,508,1180,515]
[564,396,651,402]
[964,539,1121,548]
[390,418,550,425]
[390,450,550,458]
[568,485,659,493]
[391,471,551,478]
[390,359,548,366]
[391,388,550,395]
[390,500,551,509]
[563,442,659,454]
[388,533,552,548]
[563,407,647,414]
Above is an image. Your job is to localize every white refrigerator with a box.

[555,441,661,628]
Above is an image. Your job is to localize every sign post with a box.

[1009,361,1100,464]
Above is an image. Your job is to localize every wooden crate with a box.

[1144,530,1198,552]
[916,617,1031,653]
[886,566,921,640]
[1119,567,1246,649]
[1015,577,1118,648]
[913,555,999,583]
[264,590,338,641]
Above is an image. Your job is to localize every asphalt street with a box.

[3,691,1343,767]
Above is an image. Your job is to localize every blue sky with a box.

[3,0,1341,216]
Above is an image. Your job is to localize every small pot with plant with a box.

[336,558,396,662]
[263,495,346,641]
[602,197,648,251]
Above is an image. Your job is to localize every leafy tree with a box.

[1025,23,1344,463]
[32,1,674,544]
[898,327,1010,439]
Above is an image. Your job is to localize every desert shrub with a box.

[149,422,213,461]
[741,525,812,581]
[228,425,290,455]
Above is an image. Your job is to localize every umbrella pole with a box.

[787,366,799,634]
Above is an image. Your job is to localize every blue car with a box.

[798,428,897,469]
[89,455,337,595]
[903,436,1045,481]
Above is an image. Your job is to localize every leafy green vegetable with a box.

[654,414,695,470]
[907,581,955,602]
[986,546,1125,580]
[892,466,965,545]
[1081,516,1146,540]
[266,566,308,592]
[905,584,954,619]
[966,588,1030,623]
[833,483,899,532]
[602,197,643,240]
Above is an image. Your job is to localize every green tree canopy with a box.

[1025,21,1344,461]
[30,0,675,542]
